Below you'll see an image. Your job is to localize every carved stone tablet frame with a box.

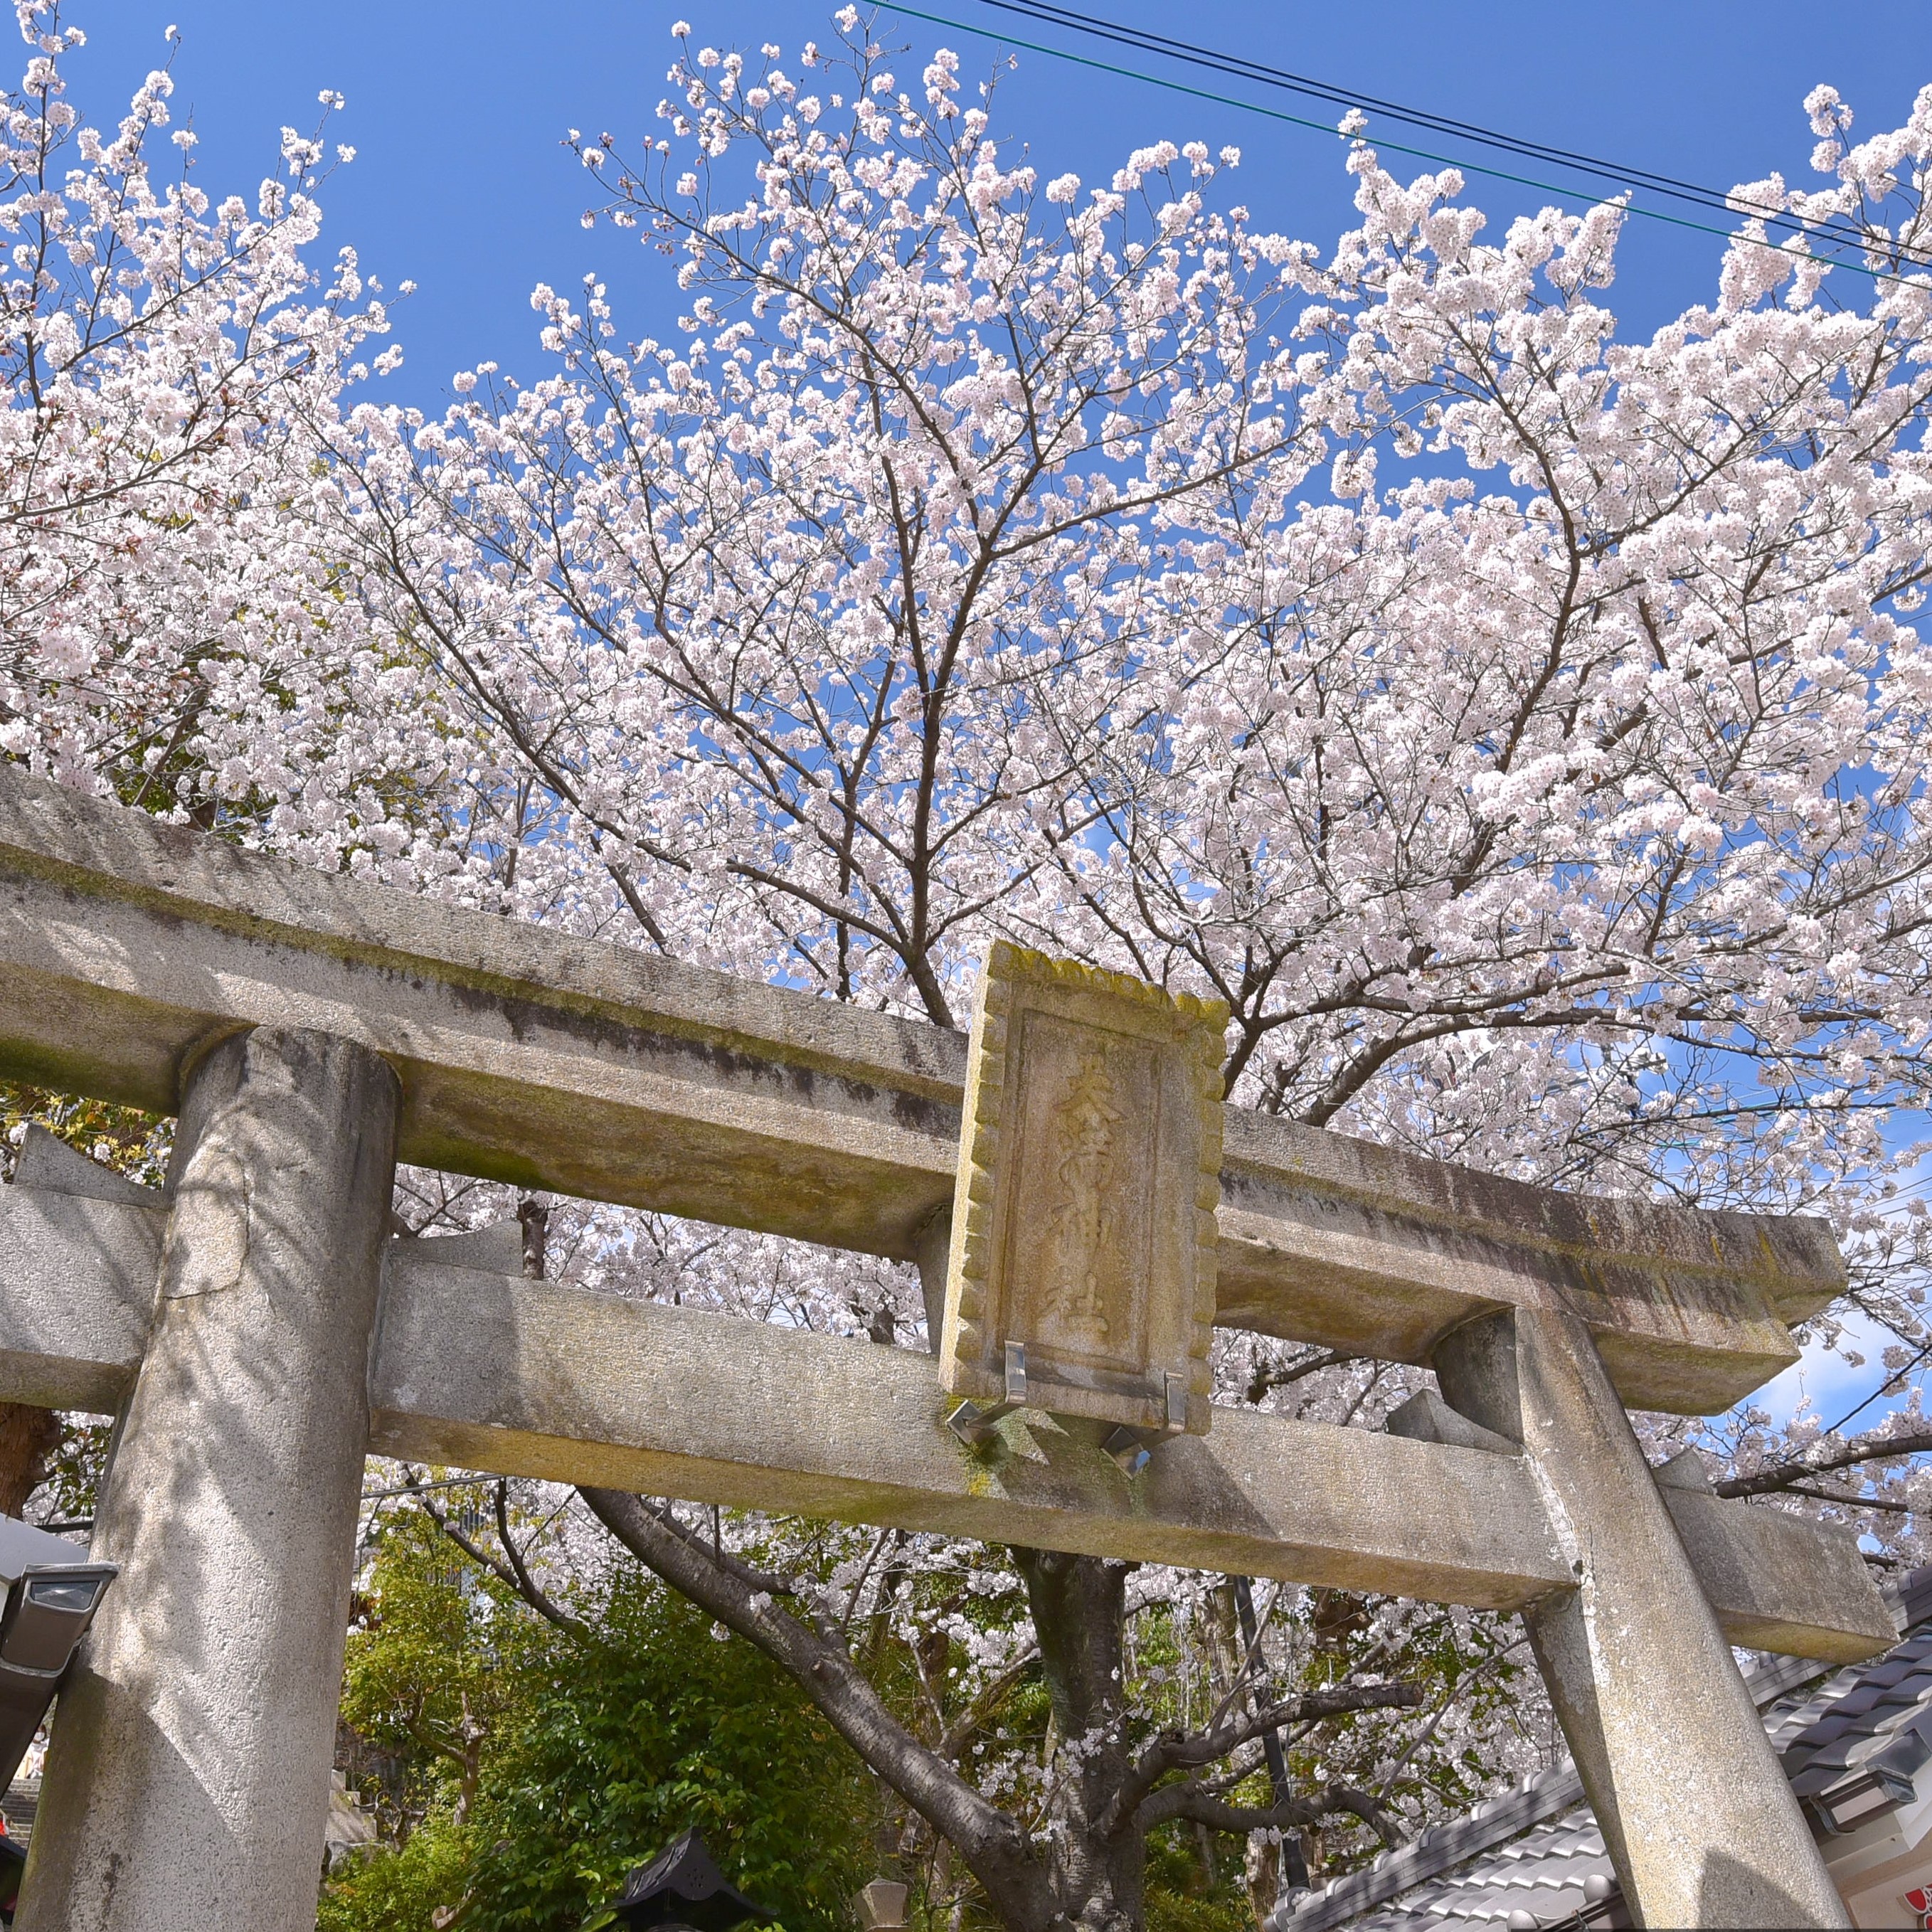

[938,943,1227,1436]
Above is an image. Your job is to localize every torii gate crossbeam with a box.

[0,766,1887,1929]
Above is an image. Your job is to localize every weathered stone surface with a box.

[366,1247,1891,1657]
[0,1170,1894,1661]
[0,1142,157,1413]
[19,1028,399,1932]
[1386,1381,1893,1663]
[1662,1483,1892,1662]
[1384,1386,1517,1457]
[13,1121,158,1206]
[1218,1110,1837,1413]
[0,766,1846,1413]
[939,943,1226,1434]
[371,1247,1574,1609]
[0,765,963,1258]
[1435,1307,1852,1928]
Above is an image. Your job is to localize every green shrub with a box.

[325,1513,875,1932]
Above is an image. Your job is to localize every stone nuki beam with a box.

[0,1157,1893,1662]
[0,769,1841,1414]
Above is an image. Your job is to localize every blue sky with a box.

[56,1,1932,413]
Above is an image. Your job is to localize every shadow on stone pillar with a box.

[913,1209,950,1357]
[16,1026,398,1932]
[1434,1305,1849,1930]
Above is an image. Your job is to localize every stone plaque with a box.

[938,943,1227,1435]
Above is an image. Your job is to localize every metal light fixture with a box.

[0,1512,118,1795]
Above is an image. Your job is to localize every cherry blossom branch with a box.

[1715,1428,1932,1500]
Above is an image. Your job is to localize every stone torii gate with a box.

[0,765,1897,1930]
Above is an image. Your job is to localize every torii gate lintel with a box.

[0,767,1883,1930]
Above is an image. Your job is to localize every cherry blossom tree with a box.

[11,1,1932,1921]
[328,17,1932,1258]
[302,14,1932,1922]
[0,1,449,872]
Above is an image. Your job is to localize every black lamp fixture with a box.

[0,1512,116,1926]
[0,1513,117,1795]
[592,1831,773,1931]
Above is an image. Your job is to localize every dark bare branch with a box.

[1139,1776,1403,1846]
[1112,1682,1421,1832]
[404,1471,588,1638]
[1716,1428,1932,1500]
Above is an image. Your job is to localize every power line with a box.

[957,0,1927,272]
[870,0,1932,292]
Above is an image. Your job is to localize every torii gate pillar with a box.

[1436,1306,1850,1928]
[17,1027,398,1932]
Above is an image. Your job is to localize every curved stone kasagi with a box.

[1217,1113,1822,1414]
[0,764,965,1258]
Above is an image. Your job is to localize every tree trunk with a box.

[1012,1548,1146,1930]
[0,1402,60,1518]
[578,1486,1058,1931]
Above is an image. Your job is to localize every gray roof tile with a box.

[1278,1568,1932,1932]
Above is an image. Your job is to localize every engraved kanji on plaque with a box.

[938,943,1227,1438]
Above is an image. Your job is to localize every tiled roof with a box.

[1275,1567,1932,1932]
[1776,1624,1932,1803]
[1340,1810,1618,1932]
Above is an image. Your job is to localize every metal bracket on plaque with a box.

[1101,1371,1189,1475]
[948,1341,1029,1448]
